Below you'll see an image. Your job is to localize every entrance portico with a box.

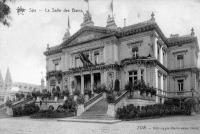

[74,72,101,95]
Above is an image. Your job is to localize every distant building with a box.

[0,68,45,103]
[44,11,200,103]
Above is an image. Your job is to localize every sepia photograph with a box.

[0,0,200,134]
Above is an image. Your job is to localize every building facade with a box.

[44,11,200,103]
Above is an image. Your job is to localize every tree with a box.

[0,0,11,26]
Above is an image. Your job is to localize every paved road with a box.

[0,115,200,134]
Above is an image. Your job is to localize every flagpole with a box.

[88,1,89,12]
[111,0,114,18]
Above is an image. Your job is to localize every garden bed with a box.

[30,111,75,118]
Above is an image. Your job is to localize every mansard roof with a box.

[44,19,197,56]
[167,35,197,47]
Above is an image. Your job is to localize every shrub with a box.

[52,86,60,97]
[114,79,120,92]
[150,87,156,96]
[93,84,109,94]
[5,100,12,107]
[48,105,54,111]
[106,92,115,104]
[41,90,51,99]
[125,82,133,97]
[15,93,25,100]
[13,103,39,116]
[26,93,32,99]
[63,96,77,113]
[84,89,91,96]
[56,105,65,113]
[62,89,70,97]
[35,91,42,98]
[77,95,85,104]
[73,89,80,96]
[116,103,192,120]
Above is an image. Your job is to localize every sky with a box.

[0,0,200,85]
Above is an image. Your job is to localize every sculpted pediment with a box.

[62,27,115,47]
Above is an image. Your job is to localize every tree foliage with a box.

[0,0,11,26]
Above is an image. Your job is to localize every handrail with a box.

[84,92,103,108]
[114,90,128,105]
[0,103,5,109]
[12,97,33,107]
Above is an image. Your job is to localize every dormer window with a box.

[132,47,138,58]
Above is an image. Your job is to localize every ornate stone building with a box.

[44,11,200,103]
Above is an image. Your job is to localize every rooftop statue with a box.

[83,10,92,23]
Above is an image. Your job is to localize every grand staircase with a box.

[76,98,113,120]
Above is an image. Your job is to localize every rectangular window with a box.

[55,63,59,70]
[132,47,138,58]
[129,70,137,84]
[141,69,144,81]
[94,51,99,65]
[178,79,184,92]
[75,56,81,67]
[177,55,184,68]
[53,58,61,70]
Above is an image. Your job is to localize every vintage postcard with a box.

[0,0,200,134]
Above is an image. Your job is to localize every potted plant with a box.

[106,92,116,117]
[62,89,70,101]
[125,82,133,98]
[106,92,115,104]
[101,84,108,98]
[150,87,156,100]
[53,86,60,101]
[84,88,91,101]
[146,86,151,99]
[5,100,13,116]
[31,91,37,101]
[76,95,85,116]
[73,89,80,101]
[133,81,140,98]
[35,91,42,101]
[139,81,146,98]
[93,85,101,94]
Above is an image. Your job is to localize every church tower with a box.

[0,70,4,91]
[4,68,12,91]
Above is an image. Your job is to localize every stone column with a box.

[91,73,94,94]
[160,74,164,103]
[154,68,159,103]
[81,75,84,95]
[101,71,105,84]
[138,68,141,81]
[154,38,158,59]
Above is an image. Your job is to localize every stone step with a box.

[79,98,109,119]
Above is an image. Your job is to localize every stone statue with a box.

[83,10,92,23]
